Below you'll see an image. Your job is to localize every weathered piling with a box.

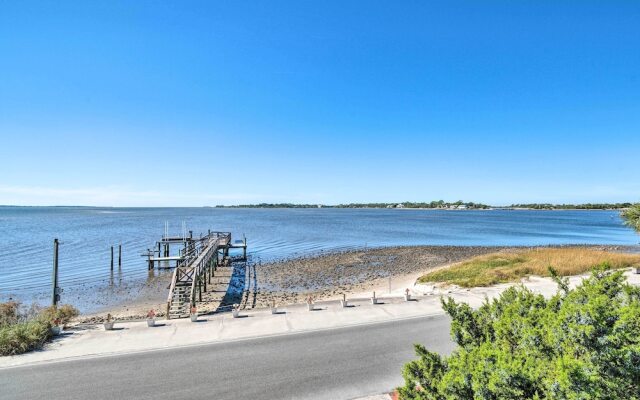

[52,238,59,306]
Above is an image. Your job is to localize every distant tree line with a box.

[335,200,491,209]
[215,201,635,210]
[216,201,491,209]
[216,203,321,208]
[509,202,633,210]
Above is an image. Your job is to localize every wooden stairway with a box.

[168,284,191,319]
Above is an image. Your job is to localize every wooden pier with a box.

[150,231,247,319]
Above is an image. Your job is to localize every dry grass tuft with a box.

[418,248,640,288]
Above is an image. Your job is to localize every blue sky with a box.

[0,1,639,206]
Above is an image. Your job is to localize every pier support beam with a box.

[203,271,207,292]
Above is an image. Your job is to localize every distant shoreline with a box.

[1,202,634,210]
[0,206,629,210]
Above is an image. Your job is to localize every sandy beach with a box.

[78,244,636,323]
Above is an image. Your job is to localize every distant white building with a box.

[457,205,467,209]
[396,203,405,209]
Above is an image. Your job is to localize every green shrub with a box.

[400,267,640,399]
[622,203,640,232]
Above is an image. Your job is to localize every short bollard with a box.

[232,304,240,318]
[104,313,115,331]
[190,306,198,322]
[270,300,278,314]
[371,291,379,305]
[307,296,315,311]
[340,293,348,308]
[404,288,412,302]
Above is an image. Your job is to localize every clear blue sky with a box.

[1,1,639,206]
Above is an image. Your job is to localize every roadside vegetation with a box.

[0,302,78,356]
[418,247,640,287]
[400,267,640,399]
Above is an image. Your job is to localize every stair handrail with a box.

[166,266,179,317]
[189,235,222,307]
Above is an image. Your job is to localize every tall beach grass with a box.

[0,302,78,356]
[418,247,640,288]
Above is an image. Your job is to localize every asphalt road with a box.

[0,315,454,400]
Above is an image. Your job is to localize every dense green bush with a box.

[622,203,640,232]
[399,266,640,399]
[0,303,79,356]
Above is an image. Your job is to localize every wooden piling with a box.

[110,246,114,271]
[118,244,122,269]
[147,250,152,270]
[52,238,59,306]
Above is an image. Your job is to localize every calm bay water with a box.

[0,206,637,310]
